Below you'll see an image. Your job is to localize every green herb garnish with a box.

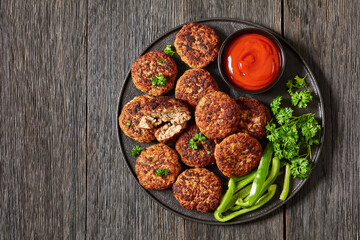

[287,75,313,108]
[126,121,131,126]
[286,75,308,91]
[290,158,312,179]
[158,59,165,64]
[131,145,144,156]
[266,75,321,179]
[164,45,175,57]
[155,168,170,176]
[189,133,206,150]
[207,151,211,155]
[290,90,313,108]
[151,74,167,86]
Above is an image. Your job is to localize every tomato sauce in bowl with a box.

[219,29,285,93]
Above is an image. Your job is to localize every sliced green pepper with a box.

[237,156,280,206]
[225,184,252,212]
[215,170,258,219]
[214,184,278,222]
[232,170,256,183]
[234,170,257,192]
[239,143,273,207]
[258,156,280,197]
[229,185,252,211]
[215,171,256,215]
[214,178,236,216]
[279,163,291,201]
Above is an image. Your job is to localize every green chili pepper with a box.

[234,171,257,192]
[232,176,248,182]
[232,170,255,183]
[225,184,252,212]
[213,148,281,222]
[240,143,273,207]
[279,163,291,201]
[214,178,236,216]
[229,185,252,211]
[225,171,257,211]
[215,171,256,216]
[230,203,242,211]
[214,184,277,222]
[237,156,280,206]
[258,156,280,196]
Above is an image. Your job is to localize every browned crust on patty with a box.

[119,95,156,142]
[175,124,216,167]
[215,133,262,178]
[135,144,182,190]
[195,91,241,140]
[172,168,222,213]
[120,96,191,143]
[174,23,220,69]
[138,96,191,144]
[236,97,271,140]
[131,51,177,96]
[142,96,189,114]
[175,69,219,111]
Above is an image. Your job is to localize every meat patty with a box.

[175,124,216,167]
[119,95,156,142]
[236,97,271,140]
[119,96,191,143]
[174,23,220,69]
[138,96,191,144]
[175,69,219,111]
[215,132,262,178]
[172,168,222,213]
[135,144,182,190]
[195,91,241,140]
[131,51,177,96]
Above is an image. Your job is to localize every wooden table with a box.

[1,0,359,239]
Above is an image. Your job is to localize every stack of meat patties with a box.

[119,23,271,213]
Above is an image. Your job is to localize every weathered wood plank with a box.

[87,0,284,239]
[283,0,360,239]
[86,1,187,239]
[0,1,87,239]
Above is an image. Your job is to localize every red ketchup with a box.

[223,33,281,92]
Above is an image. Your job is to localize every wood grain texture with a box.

[86,1,186,239]
[283,0,360,239]
[0,1,87,239]
[1,0,359,239]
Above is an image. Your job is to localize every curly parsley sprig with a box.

[290,158,312,179]
[151,74,167,86]
[287,75,313,108]
[164,45,175,57]
[266,76,321,179]
[131,145,144,156]
[155,168,170,177]
[189,133,206,150]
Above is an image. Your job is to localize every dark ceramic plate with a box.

[117,18,325,225]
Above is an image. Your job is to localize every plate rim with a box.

[116,17,326,225]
